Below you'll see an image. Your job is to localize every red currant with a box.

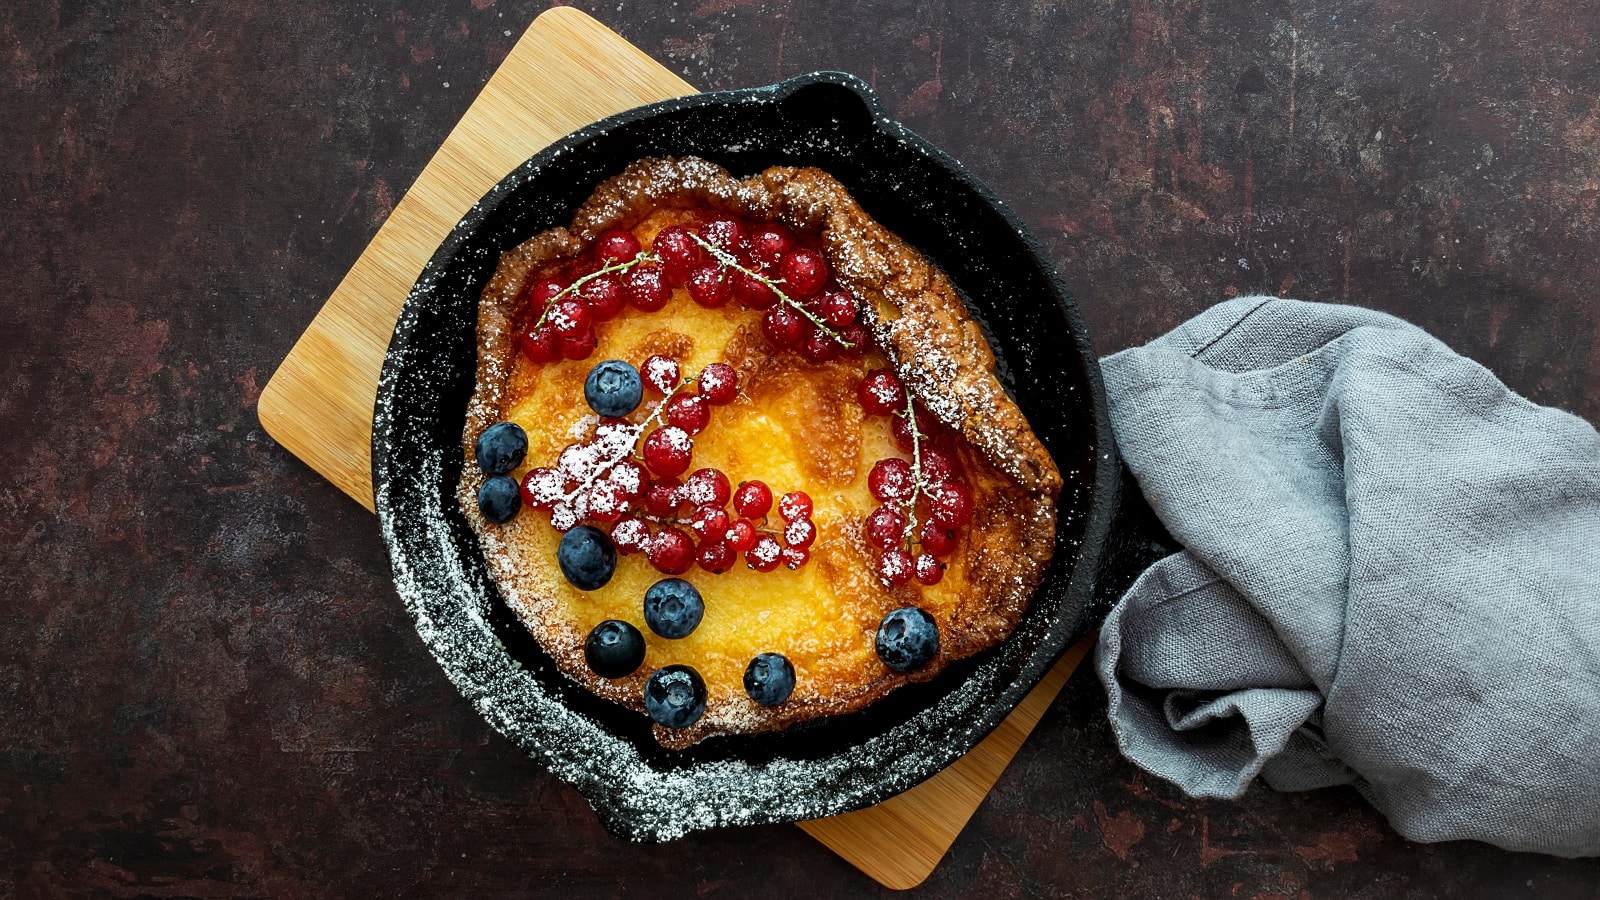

[580,273,627,321]
[548,298,591,339]
[859,369,903,417]
[726,518,757,552]
[783,517,817,550]
[682,468,732,507]
[622,263,670,311]
[868,458,915,503]
[642,425,693,477]
[837,321,870,357]
[699,214,745,253]
[607,459,649,499]
[929,481,974,528]
[914,553,944,586]
[641,355,681,394]
[648,527,695,575]
[778,491,812,522]
[594,229,641,265]
[644,478,684,518]
[556,442,594,482]
[651,225,703,285]
[698,363,738,405]
[687,265,730,307]
[731,270,777,309]
[521,467,566,511]
[761,306,806,349]
[611,516,650,554]
[690,503,731,542]
[523,276,567,312]
[876,548,914,587]
[559,326,597,361]
[892,407,950,452]
[782,545,810,570]
[732,480,772,519]
[746,224,794,270]
[798,326,838,364]
[815,290,857,327]
[779,248,829,298]
[919,447,957,487]
[697,538,736,574]
[746,534,784,572]
[519,324,559,363]
[865,505,906,550]
[666,392,710,435]
[587,481,629,523]
[919,520,958,557]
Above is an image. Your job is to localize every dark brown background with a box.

[5,0,1600,896]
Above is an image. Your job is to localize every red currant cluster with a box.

[519,355,817,576]
[857,368,975,587]
[516,228,668,363]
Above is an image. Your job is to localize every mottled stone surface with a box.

[4,0,1599,896]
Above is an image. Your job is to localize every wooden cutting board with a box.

[257,7,1089,889]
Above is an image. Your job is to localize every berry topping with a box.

[760,306,806,349]
[651,225,703,285]
[647,527,695,575]
[641,355,682,394]
[778,491,813,523]
[521,467,567,511]
[732,480,773,519]
[837,321,870,357]
[611,516,650,554]
[557,442,597,482]
[584,620,646,679]
[919,520,959,558]
[914,553,944,586]
[665,392,710,435]
[682,468,732,508]
[731,269,778,309]
[474,421,528,474]
[746,223,794,269]
[644,577,704,638]
[859,370,903,417]
[558,525,617,590]
[586,481,630,523]
[815,290,858,327]
[868,458,915,503]
[779,247,829,298]
[783,517,817,550]
[594,228,642,265]
[644,665,708,729]
[622,263,670,311]
[865,505,907,550]
[523,275,567,311]
[894,407,952,452]
[797,327,838,364]
[689,503,730,542]
[686,265,731,307]
[696,538,735,573]
[642,426,694,477]
[875,607,940,672]
[875,548,914,587]
[579,273,627,321]
[781,545,810,569]
[607,459,649,499]
[584,360,644,418]
[699,214,745,253]
[746,534,783,572]
[549,503,581,532]
[929,482,974,528]
[519,323,560,363]
[920,447,957,487]
[477,475,521,523]
[744,653,796,706]
[548,297,591,339]
[644,478,684,518]
[559,325,597,361]
[726,518,758,552]
[697,362,739,405]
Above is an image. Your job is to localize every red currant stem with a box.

[686,232,856,348]
[901,389,926,550]
[529,250,658,333]
[559,373,694,506]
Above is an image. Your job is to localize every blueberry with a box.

[874,607,940,672]
[643,578,704,639]
[643,665,707,729]
[477,474,521,523]
[584,620,646,678]
[558,525,617,590]
[475,421,528,474]
[584,360,644,418]
[743,653,796,706]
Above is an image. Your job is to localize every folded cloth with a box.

[1095,296,1600,857]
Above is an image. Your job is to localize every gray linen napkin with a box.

[1094,296,1600,857]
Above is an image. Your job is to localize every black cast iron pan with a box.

[371,72,1172,841]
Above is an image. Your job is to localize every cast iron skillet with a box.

[372,72,1165,840]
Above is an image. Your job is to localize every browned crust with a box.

[458,157,1063,747]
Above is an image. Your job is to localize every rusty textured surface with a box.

[4,0,1600,896]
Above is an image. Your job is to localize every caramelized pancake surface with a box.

[461,159,1062,747]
